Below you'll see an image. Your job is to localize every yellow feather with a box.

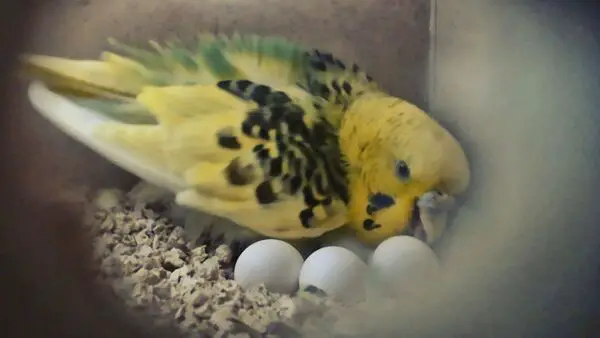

[176,189,347,239]
[135,85,254,125]
[90,82,349,239]
[223,52,301,87]
[20,54,146,97]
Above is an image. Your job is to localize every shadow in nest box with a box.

[181,206,323,263]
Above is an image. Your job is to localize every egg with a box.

[299,246,368,304]
[234,239,304,294]
[368,236,440,297]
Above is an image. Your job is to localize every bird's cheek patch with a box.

[373,200,415,234]
[366,192,395,216]
[356,203,414,245]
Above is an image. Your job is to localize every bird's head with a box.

[339,94,470,246]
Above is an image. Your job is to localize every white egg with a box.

[234,239,304,294]
[299,246,368,304]
[368,236,440,297]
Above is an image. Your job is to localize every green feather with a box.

[199,45,240,78]
[23,33,383,129]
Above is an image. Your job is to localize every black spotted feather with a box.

[20,33,386,239]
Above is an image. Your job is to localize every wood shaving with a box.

[83,186,375,338]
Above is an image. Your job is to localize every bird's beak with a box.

[408,190,456,244]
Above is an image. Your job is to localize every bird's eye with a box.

[395,160,411,180]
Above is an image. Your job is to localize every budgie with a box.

[20,33,470,246]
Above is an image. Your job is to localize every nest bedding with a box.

[85,186,376,338]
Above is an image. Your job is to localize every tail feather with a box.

[20,53,160,121]
[20,54,146,99]
[20,33,310,100]
[20,33,379,129]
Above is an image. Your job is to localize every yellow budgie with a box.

[20,33,470,246]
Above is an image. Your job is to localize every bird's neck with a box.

[320,91,389,129]
[337,92,396,159]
